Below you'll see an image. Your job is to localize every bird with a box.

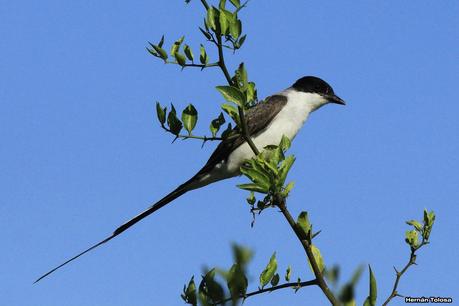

[35,76,345,282]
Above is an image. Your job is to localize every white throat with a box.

[282,88,328,113]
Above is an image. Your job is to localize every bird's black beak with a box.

[324,94,346,105]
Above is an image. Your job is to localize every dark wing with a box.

[195,94,288,176]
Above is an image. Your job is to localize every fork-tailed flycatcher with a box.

[35,76,345,282]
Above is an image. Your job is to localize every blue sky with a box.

[1,0,458,305]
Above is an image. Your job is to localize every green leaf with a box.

[232,244,253,266]
[199,44,209,65]
[260,146,283,167]
[216,86,246,107]
[270,273,280,286]
[405,229,419,247]
[428,210,435,225]
[167,104,183,135]
[182,104,198,134]
[181,276,197,306]
[235,63,248,90]
[206,7,218,31]
[230,18,242,39]
[241,159,272,185]
[199,27,212,40]
[219,9,230,35]
[406,220,423,232]
[227,263,248,301]
[308,244,325,274]
[363,297,372,306]
[246,81,257,102]
[236,34,247,49]
[282,181,295,197]
[423,209,436,227]
[368,265,377,306]
[156,101,166,125]
[279,155,295,185]
[237,183,268,194]
[285,265,292,282]
[344,300,356,306]
[200,269,224,304]
[221,123,233,139]
[175,53,187,66]
[240,165,271,192]
[246,191,256,205]
[229,0,241,8]
[210,112,226,137]
[325,265,340,286]
[297,211,312,238]
[339,283,355,303]
[422,209,435,240]
[184,45,194,61]
[150,44,168,61]
[170,36,185,56]
[260,159,278,179]
[146,46,159,57]
[339,266,363,303]
[254,158,276,180]
[158,35,165,48]
[350,265,364,285]
[219,0,227,9]
[279,135,291,151]
[259,253,278,288]
[221,103,240,125]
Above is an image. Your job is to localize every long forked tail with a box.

[34,183,190,283]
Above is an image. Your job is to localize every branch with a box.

[197,0,260,156]
[200,0,210,10]
[192,2,338,304]
[165,61,219,69]
[382,239,429,306]
[215,279,318,305]
[277,198,339,305]
[215,33,259,155]
[160,125,223,142]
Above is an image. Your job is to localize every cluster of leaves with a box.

[155,101,235,142]
[216,63,258,114]
[148,0,247,68]
[181,244,252,306]
[322,264,377,306]
[200,0,247,50]
[240,135,295,215]
[296,212,324,271]
[405,209,435,250]
[181,245,299,306]
[147,35,214,68]
[297,210,377,306]
[149,0,259,145]
[154,62,258,144]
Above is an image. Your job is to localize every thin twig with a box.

[165,61,219,69]
[382,240,429,306]
[160,125,223,142]
[214,279,318,305]
[150,58,219,69]
[215,34,259,155]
